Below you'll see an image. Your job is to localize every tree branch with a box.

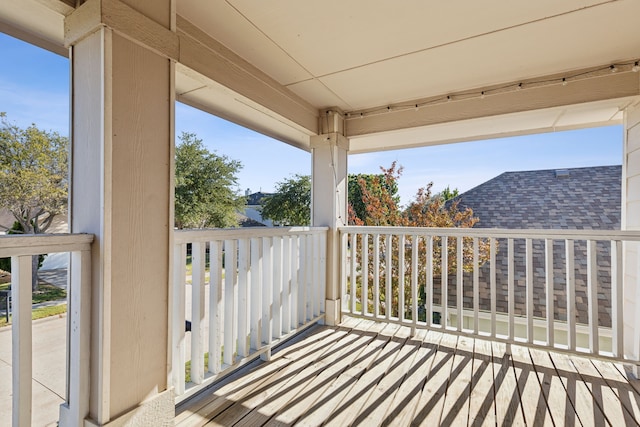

[39,213,56,233]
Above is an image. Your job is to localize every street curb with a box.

[0,300,68,331]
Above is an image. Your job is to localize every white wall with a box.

[244,206,274,227]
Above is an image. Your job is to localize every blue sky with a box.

[0,32,623,206]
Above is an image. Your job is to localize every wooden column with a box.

[64,0,176,424]
[311,110,348,326]
[623,101,640,376]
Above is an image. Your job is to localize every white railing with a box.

[172,226,327,401]
[0,233,93,427]
[340,226,640,362]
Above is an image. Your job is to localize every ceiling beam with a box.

[65,0,178,59]
[0,18,68,56]
[346,67,640,138]
[176,64,315,152]
[176,15,318,136]
[64,1,318,137]
[35,0,75,16]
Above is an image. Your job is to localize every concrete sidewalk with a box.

[0,271,192,425]
[0,268,68,425]
[38,268,68,291]
[0,315,67,427]
[0,270,67,320]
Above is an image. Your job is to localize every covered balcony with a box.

[1,1,640,426]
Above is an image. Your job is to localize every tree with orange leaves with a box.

[348,161,491,320]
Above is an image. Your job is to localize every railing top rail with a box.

[338,226,640,241]
[0,233,94,257]
[174,226,329,244]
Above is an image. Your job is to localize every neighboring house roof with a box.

[454,165,621,230]
[242,192,275,227]
[246,192,273,206]
[237,213,267,228]
[0,209,70,271]
[440,165,621,327]
[0,209,69,235]
[0,209,14,232]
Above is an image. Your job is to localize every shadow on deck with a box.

[176,316,640,427]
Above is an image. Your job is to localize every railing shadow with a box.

[177,322,640,427]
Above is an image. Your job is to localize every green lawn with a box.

[184,255,224,284]
[0,282,66,304]
[0,303,67,327]
[185,253,211,276]
[0,280,68,326]
[185,352,210,383]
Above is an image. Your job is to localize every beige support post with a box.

[623,101,640,377]
[311,110,348,326]
[64,0,176,424]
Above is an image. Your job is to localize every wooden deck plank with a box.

[202,320,360,426]
[175,324,336,426]
[594,361,640,422]
[323,323,411,427]
[296,321,398,427]
[236,320,394,427]
[214,321,363,427]
[510,344,554,426]
[491,341,526,426]
[176,357,291,427]
[467,338,497,427]
[569,356,638,426]
[550,352,609,427]
[270,323,342,361]
[380,330,441,427]
[351,328,427,426]
[410,332,459,426]
[263,320,387,426]
[528,347,583,427]
[614,364,640,396]
[175,319,640,427]
[438,335,474,427]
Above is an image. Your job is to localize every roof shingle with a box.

[455,165,621,230]
[440,165,621,327]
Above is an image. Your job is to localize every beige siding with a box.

[623,104,640,364]
[68,1,175,422]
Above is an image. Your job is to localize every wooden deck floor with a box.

[175,316,640,427]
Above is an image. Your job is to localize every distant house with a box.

[0,209,70,235]
[0,209,16,236]
[0,209,70,270]
[242,190,274,227]
[451,165,621,327]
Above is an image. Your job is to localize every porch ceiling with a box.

[183,0,638,110]
[1,0,640,151]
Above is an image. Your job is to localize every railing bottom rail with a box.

[339,226,640,365]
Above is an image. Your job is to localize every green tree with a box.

[260,171,396,227]
[174,132,244,229]
[261,174,311,226]
[348,171,399,224]
[0,113,68,290]
[439,185,459,201]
